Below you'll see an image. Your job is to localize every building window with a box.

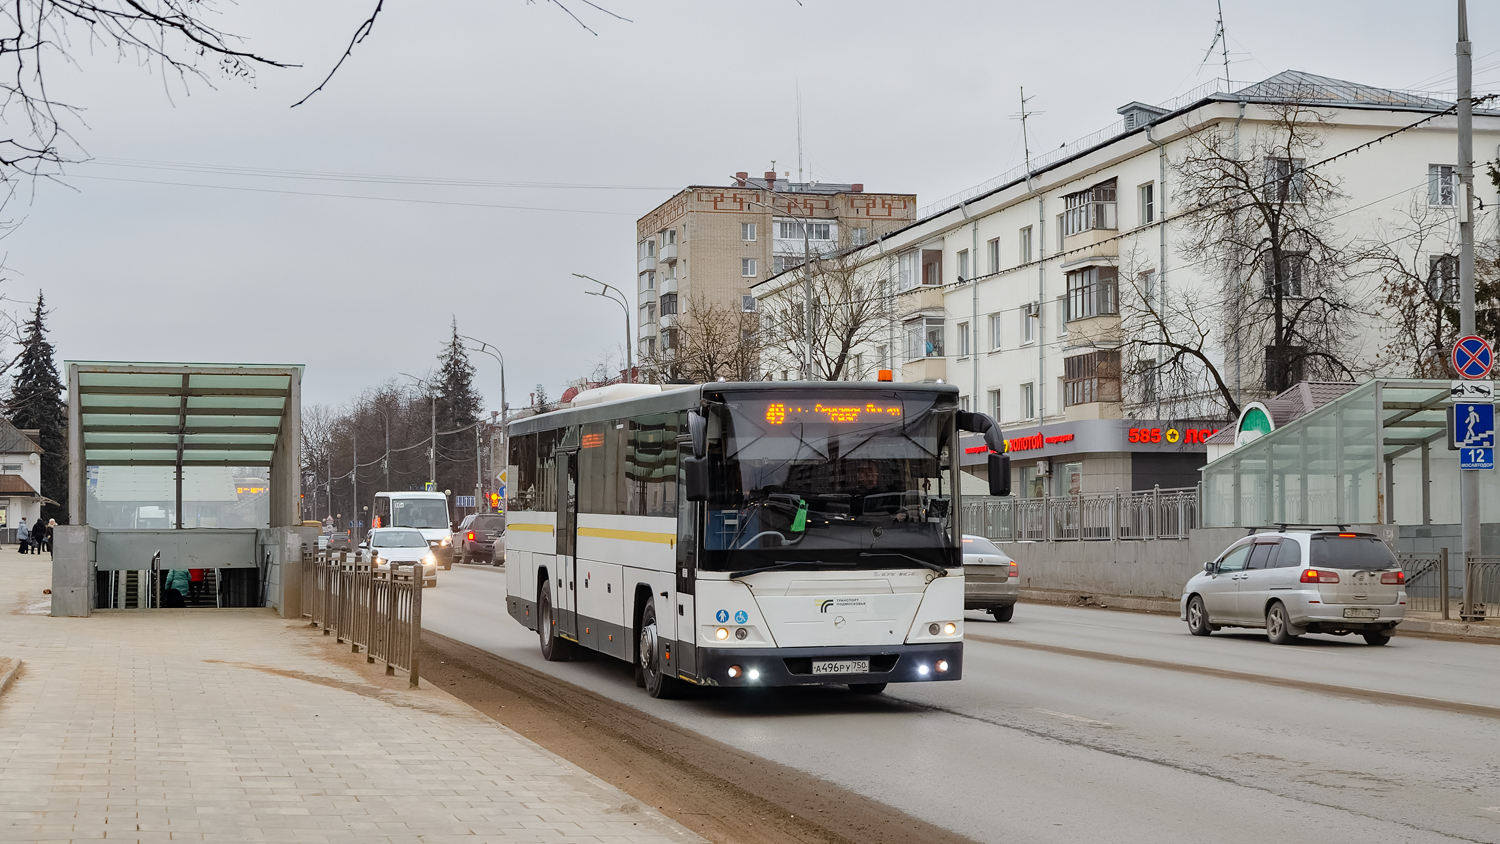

[959,395,970,411]
[662,229,676,245]
[876,344,888,367]
[659,293,678,315]
[638,271,655,292]
[742,258,757,277]
[898,251,919,291]
[1138,182,1155,224]
[987,237,1000,274]
[1062,179,1118,236]
[852,227,869,245]
[1022,302,1038,345]
[904,317,945,361]
[1263,157,1305,203]
[660,327,679,351]
[639,303,656,325]
[1056,295,1067,336]
[957,249,969,282]
[1020,382,1035,420]
[742,222,757,241]
[1065,266,1119,320]
[1429,164,1457,206]
[1056,214,1064,252]
[988,389,1002,420]
[641,338,656,356]
[989,313,1003,350]
[1019,227,1033,264]
[641,239,655,258]
[774,255,796,275]
[1262,253,1306,298]
[921,251,942,286]
[776,220,833,241]
[1429,255,1458,302]
[1064,350,1122,407]
[957,321,970,357]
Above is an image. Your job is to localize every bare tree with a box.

[640,290,761,384]
[1170,97,1368,401]
[1366,199,1500,376]
[759,246,891,381]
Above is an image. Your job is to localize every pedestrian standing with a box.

[15,518,28,554]
[44,519,56,555]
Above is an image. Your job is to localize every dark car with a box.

[328,531,352,552]
[455,513,506,565]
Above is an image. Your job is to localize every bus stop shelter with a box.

[52,362,314,617]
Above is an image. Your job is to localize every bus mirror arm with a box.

[957,411,1011,498]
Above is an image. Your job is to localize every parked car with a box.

[455,513,506,565]
[327,531,351,552]
[1181,529,1406,645]
[361,528,438,588]
[963,534,1019,621]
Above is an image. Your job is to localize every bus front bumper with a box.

[692,642,962,687]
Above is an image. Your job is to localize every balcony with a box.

[659,277,677,295]
[898,284,945,317]
[638,288,656,307]
[902,357,947,383]
[659,241,677,263]
[660,313,676,330]
[638,254,656,273]
[639,322,658,340]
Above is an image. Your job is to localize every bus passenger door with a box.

[554,450,580,641]
[674,443,698,678]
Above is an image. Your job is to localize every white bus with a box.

[504,381,1009,698]
[371,491,455,568]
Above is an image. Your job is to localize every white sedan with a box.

[361,528,438,588]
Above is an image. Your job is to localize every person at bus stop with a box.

[44,519,56,555]
[164,569,190,608]
[15,518,28,554]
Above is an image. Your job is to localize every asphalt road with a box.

[426,566,1500,844]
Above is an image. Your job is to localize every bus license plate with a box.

[1342,608,1380,619]
[812,659,869,675]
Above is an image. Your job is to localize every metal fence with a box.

[1463,558,1500,622]
[1398,551,1449,616]
[1395,552,1500,621]
[962,486,1201,542]
[301,548,424,687]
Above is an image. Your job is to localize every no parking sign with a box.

[1452,335,1494,380]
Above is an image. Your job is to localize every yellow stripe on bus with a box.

[509,523,554,533]
[577,527,676,546]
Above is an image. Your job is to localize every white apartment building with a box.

[753,70,1500,497]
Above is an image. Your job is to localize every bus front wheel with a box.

[538,582,574,662]
[639,602,681,699]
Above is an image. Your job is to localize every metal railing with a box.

[301,548,424,687]
[1398,551,1449,617]
[1463,557,1500,622]
[962,485,1201,542]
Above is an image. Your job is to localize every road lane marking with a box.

[1033,708,1110,727]
[967,632,1500,722]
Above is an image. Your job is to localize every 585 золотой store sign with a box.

[958,419,1222,466]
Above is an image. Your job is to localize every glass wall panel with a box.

[87,465,270,529]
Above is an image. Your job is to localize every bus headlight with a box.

[747,668,760,680]
[715,627,729,640]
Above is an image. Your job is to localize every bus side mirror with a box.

[988,453,1011,497]
[688,410,708,460]
[683,455,709,502]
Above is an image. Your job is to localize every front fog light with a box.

[936,659,949,673]
[943,622,957,636]
[747,668,760,680]
[928,622,940,635]
[727,665,741,679]
[735,627,748,640]
[715,627,729,640]
[917,664,930,676]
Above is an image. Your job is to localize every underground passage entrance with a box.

[54,362,314,618]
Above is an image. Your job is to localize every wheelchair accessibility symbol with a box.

[734,610,748,624]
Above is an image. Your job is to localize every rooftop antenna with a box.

[796,79,803,184]
[1011,87,1042,193]
[1204,0,1232,88]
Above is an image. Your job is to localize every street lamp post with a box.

[458,335,509,513]
[573,273,633,383]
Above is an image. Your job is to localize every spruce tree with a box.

[11,293,67,524]
[434,321,482,502]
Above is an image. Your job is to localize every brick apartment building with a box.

[634,171,915,363]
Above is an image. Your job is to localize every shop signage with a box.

[1128,426,1220,444]
[959,419,1222,466]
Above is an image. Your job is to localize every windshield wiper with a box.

[858,552,951,576]
[728,560,856,580]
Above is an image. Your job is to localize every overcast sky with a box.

[13,0,1499,413]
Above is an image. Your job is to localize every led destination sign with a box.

[764,402,903,425]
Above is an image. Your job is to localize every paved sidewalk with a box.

[0,548,704,843]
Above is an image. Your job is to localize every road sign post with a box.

[1452,335,1493,380]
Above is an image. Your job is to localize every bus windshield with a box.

[700,389,958,572]
[389,498,449,529]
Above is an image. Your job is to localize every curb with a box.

[453,563,505,575]
[0,659,22,696]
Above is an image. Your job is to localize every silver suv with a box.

[1180,530,1407,645]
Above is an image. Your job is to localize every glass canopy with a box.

[1201,379,1499,528]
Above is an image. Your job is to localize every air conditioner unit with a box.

[1024,301,1040,317]
[1036,459,1051,476]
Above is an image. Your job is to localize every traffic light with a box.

[489,492,500,509]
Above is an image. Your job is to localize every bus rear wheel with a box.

[538,582,574,662]
[639,602,680,699]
